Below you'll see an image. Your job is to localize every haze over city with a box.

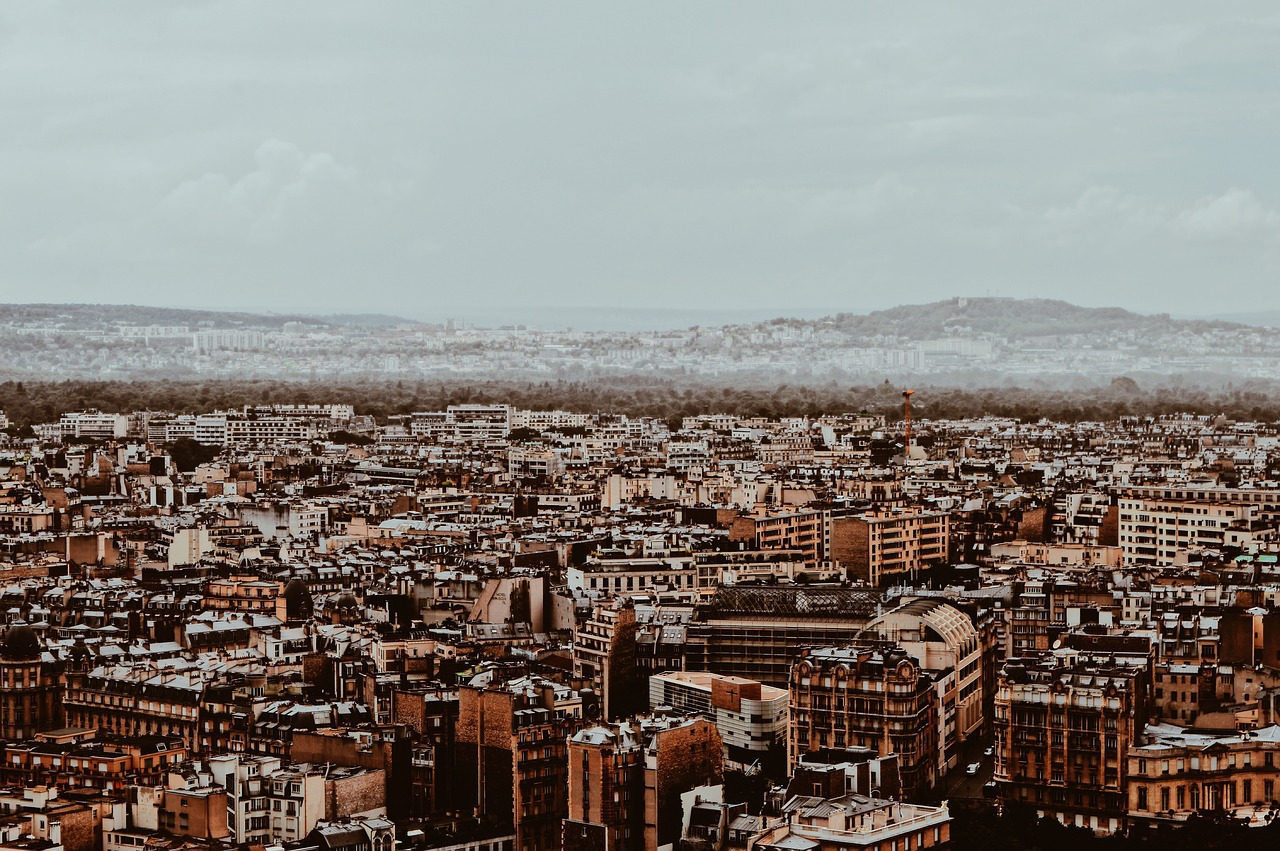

[2,2,1278,317]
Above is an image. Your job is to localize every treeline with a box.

[1,377,1279,427]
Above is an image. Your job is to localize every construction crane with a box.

[902,389,915,458]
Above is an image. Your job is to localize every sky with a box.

[0,2,1278,324]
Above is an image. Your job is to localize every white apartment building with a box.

[168,528,213,568]
[509,409,591,431]
[507,446,570,479]
[267,767,325,843]
[207,754,282,846]
[567,556,698,598]
[225,416,317,444]
[1117,485,1275,565]
[59,411,128,440]
[204,755,331,845]
[446,404,511,441]
[649,671,788,764]
[194,415,227,445]
[665,440,711,472]
[193,329,265,352]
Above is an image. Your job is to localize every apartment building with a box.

[992,655,1151,834]
[58,412,128,440]
[0,732,185,792]
[0,785,96,851]
[692,550,825,593]
[207,754,283,846]
[567,557,697,600]
[152,784,230,840]
[167,528,212,568]
[1117,486,1277,566]
[858,599,985,774]
[509,409,592,431]
[648,671,788,768]
[831,509,951,586]
[194,415,229,445]
[573,600,640,720]
[664,440,711,472]
[64,664,209,754]
[455,681,588,851]
[446,405,512,441]
[562,715,722,851]
[730,509,830,565]
[789,646,941,799]
[226,416,318,445]
[0,626,61,740]
[1127,724,1280,824]
[203,575,285,618]
[193,329,265,352]
[753,794,951,851]
[507,447,570,479]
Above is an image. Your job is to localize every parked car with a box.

[983,781,998,798]
[983,746,994,757]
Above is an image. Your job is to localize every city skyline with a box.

[4,4,1280,848]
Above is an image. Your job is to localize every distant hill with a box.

[0,297,1251,338]
[1200,310,1280,329]
[818,297,1244,340]
[0,304,421,329]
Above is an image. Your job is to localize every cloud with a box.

[1176,188,1280,240]
[801,174,921,228]
[1043,185,1280,246]
[158,139,351,244]
[4,2,1280,316]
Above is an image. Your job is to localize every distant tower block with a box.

[902,389,915,457]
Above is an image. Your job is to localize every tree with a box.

[168,438,220,472]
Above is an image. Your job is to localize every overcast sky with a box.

[1,2,1277,323]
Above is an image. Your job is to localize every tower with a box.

[902,389,915,458]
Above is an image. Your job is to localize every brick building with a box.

[729,509,830,566]
[455,682,586,851]
[992,655,1151,834]
[562,714,723,851]
[831,509,951,586]
[789,647,940,799]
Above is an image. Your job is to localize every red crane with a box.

[902,389,915,457]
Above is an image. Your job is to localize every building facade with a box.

[790,647,940,799]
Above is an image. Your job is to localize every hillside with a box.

[820,297,1243,340]
[0,304,420,330]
